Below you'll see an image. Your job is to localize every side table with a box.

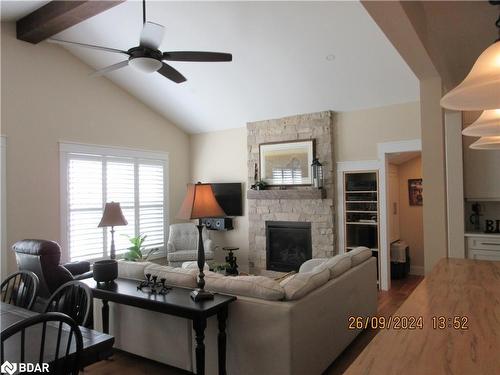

[223,247,239,275]
[81,277,236,375]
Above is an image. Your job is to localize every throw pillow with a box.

[349,247,372,266]
[280,266,330,300]
[298,258,328,273]
[318,254,352,279]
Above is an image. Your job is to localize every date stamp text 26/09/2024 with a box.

[348,315,469,330]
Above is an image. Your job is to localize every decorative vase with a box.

[93,259,118,283]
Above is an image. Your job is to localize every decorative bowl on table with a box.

[93,259,118,283]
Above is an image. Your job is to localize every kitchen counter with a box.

[464,232,500,238]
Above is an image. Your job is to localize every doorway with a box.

[386,151,424,278]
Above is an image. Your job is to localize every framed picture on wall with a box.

[408,178,423,206]
[259,140,315,186]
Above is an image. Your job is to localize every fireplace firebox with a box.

[266,221,312,272]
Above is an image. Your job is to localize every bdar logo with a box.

[1,361,17,375]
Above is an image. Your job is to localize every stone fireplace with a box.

[266,221,312,272]
[247,111,336,275]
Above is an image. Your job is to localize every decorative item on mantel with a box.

[311,158,323,189]
[177,182,226,301]
[94,202,128,283]
[250,163,267,190]
[259,139,315,186]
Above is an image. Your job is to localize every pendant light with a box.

[440,3,500,110]
[469,136,500,150]
[462,109,500,136]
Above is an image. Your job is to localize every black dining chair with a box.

[43,281,92,327]
[1,312,83,375]
[1,270,39,310]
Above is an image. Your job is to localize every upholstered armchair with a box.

[167,223,214,267]
[12,239,93,301]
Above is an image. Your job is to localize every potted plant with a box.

[254,180,267,191]
[210,262,230,275]
[123,234,160,261]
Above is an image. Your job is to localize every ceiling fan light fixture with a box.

[440,41,500,110]
[462,109,500,136]
[129,56,162,73]
[469,135,500,150]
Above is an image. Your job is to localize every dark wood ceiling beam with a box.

[17,1,125,44]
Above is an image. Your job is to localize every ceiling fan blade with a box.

[91,60,129,77]
[157,63,186,83]
[140,21,165,50]
[48,38,129,56]
[163,51,232,62]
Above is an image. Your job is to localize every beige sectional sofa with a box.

[92,247,378,375]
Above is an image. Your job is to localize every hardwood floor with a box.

[84,275,423,375]
[323,275,423,375]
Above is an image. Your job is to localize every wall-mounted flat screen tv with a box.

[211,183,242,216]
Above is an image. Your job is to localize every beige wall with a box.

[189,128,249,270]
[1,22,190,274]
[190,103,421,271]
[334,101,421,161]
[398,156,424,273]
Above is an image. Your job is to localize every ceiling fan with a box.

[47,0,232,83]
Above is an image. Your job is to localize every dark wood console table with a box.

[81,278,236,375]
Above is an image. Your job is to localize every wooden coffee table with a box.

[82,278,236,375]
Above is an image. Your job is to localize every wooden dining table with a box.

[1,302,114,368]
[344,258,500,375]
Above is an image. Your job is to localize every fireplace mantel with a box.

[247,189,326,200]
[247,111,335,274]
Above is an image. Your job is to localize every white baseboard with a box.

[410,265,424,276]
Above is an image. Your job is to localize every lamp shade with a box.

[177,183,225,220]
[469,136,500,150]
[462,109,500,137]
[440,41,500,110]
[98,202,128,227]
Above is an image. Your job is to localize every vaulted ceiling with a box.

[2,1,419,133]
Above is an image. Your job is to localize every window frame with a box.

[59,142,169,263]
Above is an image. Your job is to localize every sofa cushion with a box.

[144,264,198,288]
[204,272,285,301]
[298,258,328,273]
[319,253,352,279]
[349,247,372,266]
[167,249,214,262]
[117,260,154,279]
[280,266,330,300]
[181,261,209,271]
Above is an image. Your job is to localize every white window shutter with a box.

[62,144,168,261]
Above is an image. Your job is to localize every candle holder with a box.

[137,273,171,295]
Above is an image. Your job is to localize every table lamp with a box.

[177,183,225,301]
[98,202,128,260]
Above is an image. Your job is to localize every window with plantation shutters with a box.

[60,143,168,262]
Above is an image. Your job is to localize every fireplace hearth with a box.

[266,221,312,272]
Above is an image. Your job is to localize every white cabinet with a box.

[466,235,500,261]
